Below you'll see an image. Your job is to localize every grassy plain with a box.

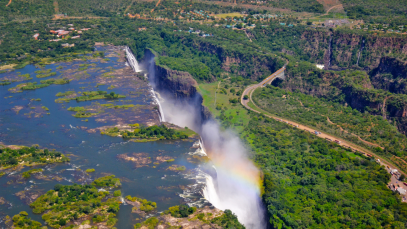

[198,79,250,133]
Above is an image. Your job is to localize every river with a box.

[0,46,208,228]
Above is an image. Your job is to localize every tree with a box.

[400,174,406,181]
[244,95,249,100]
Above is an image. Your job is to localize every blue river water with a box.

[0,47,202,228]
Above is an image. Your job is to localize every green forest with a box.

[0,145,69,169]
[342,0,407,25]
[253,85,407,172]
[101,124,191,140]
[1,0,407,228]
[244,114,407,228]
[30,176,121,228]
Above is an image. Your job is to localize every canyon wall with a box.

[370,57,407,94]
[144,49,212,126]
[280,62,407,135]
[298,29,407,70]
[183,40,284,80]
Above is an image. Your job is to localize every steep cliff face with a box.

[144,49,212,123]
[187,40,283,80]
[298,30,407,69]
[153,64,199,100]
[280,68,407,135]
[370,57,407,94]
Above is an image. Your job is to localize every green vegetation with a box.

[101,124,190,140]
[134,217,159,229]
[56,91,76,97]
[0,80,11,86]
[164,205,197,218]
[92,175,121,188]
[158,56,212,82]
[0,145,69,169]
[12,211,44,229]
[18,73,32,80]
[41,106,49,111]
[245,114,407,228]
[86,168,96,173]
[113,190,121,197]
[30,178,121,228]
[176,166,186,171]
[75,91,125,102]
[8,78,70,93]
[101,103,136,109]
[253,85,407,172]
[35,69,56,78]
[125,195,157,212]
[266,0,324,13]
[342,0,407,26]
[22,168,43,178]
[36,72,56,78]
[211,210,245,229]
[67,106,99,118]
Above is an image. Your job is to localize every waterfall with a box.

[356,39,365,66]
[125,46,141,72]
[202,169,221,207]
[125,47,165,122]
[144,50,265,228]
[150,88,166,122]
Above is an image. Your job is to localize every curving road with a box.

[241,68,406,178]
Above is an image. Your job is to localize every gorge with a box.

[127,48,266,228]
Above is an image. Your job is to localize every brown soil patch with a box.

[53,0,59,13]
[12,106,24,114]
[0,197,6,205]
[0,64,16,70]
[155,155,174,163]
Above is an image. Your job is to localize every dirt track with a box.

[6,0,11,7]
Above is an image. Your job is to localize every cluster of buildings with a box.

[32,24,91,43]
[172,28,213,37]
[181,10,212,20]
[324,19,350,28]
[354,24,406,33]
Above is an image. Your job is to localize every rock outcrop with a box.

[370,57,407,94]
[297,29,407,70]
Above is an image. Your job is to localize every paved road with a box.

[241,76,407,179]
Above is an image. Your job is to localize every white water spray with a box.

[125,47,165,122]
[158,95,265,228]
[150,89,166,122]
[125,46,142,72]
[356,39,365,66]
[143,50,266,228]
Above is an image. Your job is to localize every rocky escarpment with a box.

[144,49,211,123]
[298,30,407,70]
[370,57,407,94]
[184,40,284,80]
[280,66,407,135]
